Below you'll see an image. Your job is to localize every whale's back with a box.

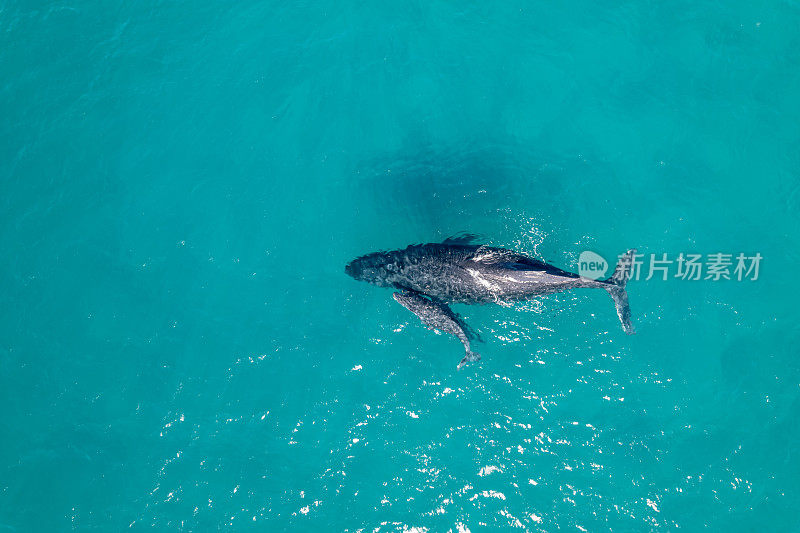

[394,243,582,303]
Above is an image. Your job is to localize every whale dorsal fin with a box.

[442,232,481,245]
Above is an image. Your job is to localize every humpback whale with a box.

[345,235,636,368]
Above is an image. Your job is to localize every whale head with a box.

[345,251,398,287]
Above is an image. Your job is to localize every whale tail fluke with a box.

[457,351,481,370]
[604,249,636,334]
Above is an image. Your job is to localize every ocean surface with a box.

[2,1,800,531]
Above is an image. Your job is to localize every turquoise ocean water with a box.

[2,1,800,530]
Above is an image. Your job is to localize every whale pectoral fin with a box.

[457,317,482,342]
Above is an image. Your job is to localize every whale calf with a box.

[393,290,482,369]
[345,234,636,368]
